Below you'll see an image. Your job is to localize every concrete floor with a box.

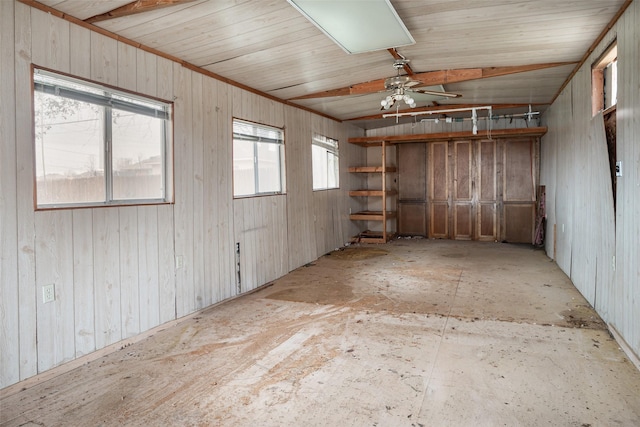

[2,240,640,426]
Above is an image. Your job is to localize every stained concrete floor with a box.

[2,240,640,426]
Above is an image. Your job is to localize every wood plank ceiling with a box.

[28,0,629,129]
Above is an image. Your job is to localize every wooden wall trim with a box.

[16,0,341,123]
[348,127,547,146]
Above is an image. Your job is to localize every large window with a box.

[33,68,172,208]
[312,134,339,190]
[233,119,285,197]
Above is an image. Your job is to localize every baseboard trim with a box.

[609,323,640,372]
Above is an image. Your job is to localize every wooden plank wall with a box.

[0,3,356,389]
[541,1,638,359]
[1,0,20,387]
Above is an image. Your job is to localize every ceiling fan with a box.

[380,59,461,110]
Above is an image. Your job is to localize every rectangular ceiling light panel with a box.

[288,0,415,54]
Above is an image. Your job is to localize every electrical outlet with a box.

[42,284,55,304]
[175,255,184,269]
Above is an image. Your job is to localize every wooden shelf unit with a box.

[348,140,397,243]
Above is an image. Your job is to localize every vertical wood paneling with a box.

[137,50,157,97]
[1,3,356,389]
[191,72,205,309]
[15,1,38,382]
[90,32,117,85]
[30,5,76,374]
[157,205,176,324]
[242,197,257,289]
[156,57,175,324]
[214,80,236,300]
[314,190,327,256]
[256,197,266,284]
[540,108,557,259]
[30,8,70,72]
[616,0,640,352]
[233,195,288,292]
[569,71,597,304]
[202,76,217,305]
[588,113,615,320]
[119,207,140,338]
[542,1,639,360]
[72,209,95,357]
[156,56,173,100]
[285,106,316,269]
[552,86,575,275]
[35,211,75,372]
[138,206,160,331]
[117,42,137,91]
[93,209,121,349]
[69,25,91,78]
[233,199,244,293]
[0,0,19,387]
[630,0,640,353]
[208,82,237,301]
[173,63,194,317]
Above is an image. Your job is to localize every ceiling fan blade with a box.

[411,89,462,98]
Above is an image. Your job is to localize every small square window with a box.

[312,134,339,190]
[232,119,285,197]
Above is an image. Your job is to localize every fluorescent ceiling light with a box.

[287,0,415,54]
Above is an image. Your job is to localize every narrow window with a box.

[312,134,339,190]
[33,68,172,208]
[232,119,285,197]
[591,41,618,212]
[592,42,617,116]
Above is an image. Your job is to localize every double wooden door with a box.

[397,138,537,242]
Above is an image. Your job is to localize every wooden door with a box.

[502,139,536,243]
[403,138,536,242]
[429,142,449,238]
[453,141,473,239]
[397,143,427,236]
[477,140,497,241]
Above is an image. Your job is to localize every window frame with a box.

[312,133,340,191]
[592,41,617,116]
[232,118,286,198]
[32,66,174,210]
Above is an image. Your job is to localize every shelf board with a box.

[350,211,397,221]
[349,189,397,197]
[348,166,397,173]
[347,127,548,146]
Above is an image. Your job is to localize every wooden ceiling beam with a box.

[85,0,198,24]
[387,48,414,76]
[289,62,576,100]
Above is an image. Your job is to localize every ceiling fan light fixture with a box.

[287,0,415,54]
